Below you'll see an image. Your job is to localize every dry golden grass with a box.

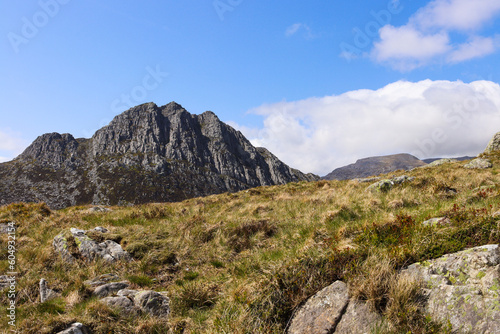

[0,153,498,333]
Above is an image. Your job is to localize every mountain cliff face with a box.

[0,102,317,209]
[323,153,426,180]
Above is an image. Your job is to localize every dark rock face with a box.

[0,102,317,209]
[323,154,426,181]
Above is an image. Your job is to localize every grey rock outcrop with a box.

[0,102,318,209]
[324,154,426,181]
[464,158,493,169]
[404,244,500,333]
[484,131,500,153]
[53,227,131,263]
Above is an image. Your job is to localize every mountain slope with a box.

[0,102,317,209]
[323,153,427,180]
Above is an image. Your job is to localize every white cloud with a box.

[412,0,500,31]
[373,25,450,70]
[239,80,500,175]
[285,23,315,39]
[447,36,497,63]
[371,0,500,70]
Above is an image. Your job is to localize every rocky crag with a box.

[0,102,317,209]
[323,153,426,180]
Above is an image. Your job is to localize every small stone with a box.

[55,322,91,334]
[101,296,136,314]
[93,281,129,298]
[117,289,139,299]
[84,274,120,287]
[40,278,59,302]
[134,290,171,317]
[422,217,451,227]
[93,226,108,233]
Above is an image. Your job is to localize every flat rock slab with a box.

[404,244,500,333]
[288,281,349,334]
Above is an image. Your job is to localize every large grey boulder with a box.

[288,281,349,334]
[464,158,493,169]
[484,132,500,153]
[404,244,500,333]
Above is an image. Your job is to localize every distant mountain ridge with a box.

[323,154,426,181]
[0,102,318,209]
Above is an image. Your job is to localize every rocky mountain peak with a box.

[0,102,318,209]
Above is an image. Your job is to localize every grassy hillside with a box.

[1,151,500,333]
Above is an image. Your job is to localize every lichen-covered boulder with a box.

[404,244,500,333]
[464,158,493,169]
[288,281,349,334]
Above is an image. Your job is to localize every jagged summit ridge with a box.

[1,102,317,209]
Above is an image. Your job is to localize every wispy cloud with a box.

[235,80,500,175]
[371,0,500,70]
[285,23,315,39]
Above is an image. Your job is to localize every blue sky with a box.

[1,0,500,175]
